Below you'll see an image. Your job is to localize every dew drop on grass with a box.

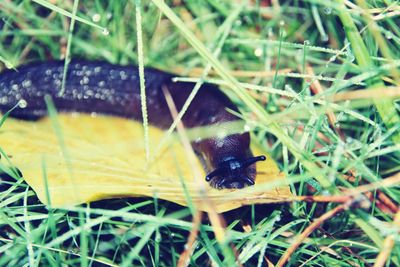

[92,13,101,22]
[254,47,263,57]
[347,53,355,62]
[216,140,224,148]
[321,34,329,42]
[284,84,293,91]
[155,233,162,243]
[321,190,331,196]
[268,28,273,37]
[5,62,13,69]
[323,7,332,14]
[345,48,355,62]
[102,28,110,35]
[18,99,27,108]
[217,131,227,139]
[385,31,393,39]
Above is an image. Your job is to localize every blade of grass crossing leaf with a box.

[41,156,52,207]
[44,95,79,200]
[135,0,150,162]
[44,95,91,264]
[0,147,23,179]
[0,101,23,128]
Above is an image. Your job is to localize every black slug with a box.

[0,60,266,189]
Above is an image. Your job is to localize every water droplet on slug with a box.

[54,79,61,86]
[216,140,224,148]
[22,79,32,88]
[119,71,128,80]
[94,66,102,73]
[0,96,8,104]
[11,84,19,91]
[80,76,90,85]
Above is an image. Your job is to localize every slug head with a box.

[205,155,266,189]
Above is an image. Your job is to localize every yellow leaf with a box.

[0,114,292,212]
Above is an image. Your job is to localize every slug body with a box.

[0,60,265,189]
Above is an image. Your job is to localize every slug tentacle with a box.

[0,60,265,190]
[241,155,267,169]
